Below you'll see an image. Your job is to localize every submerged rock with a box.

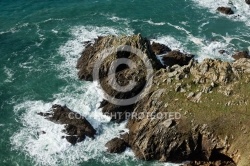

[38,105,96,145]
[217,7,234,15]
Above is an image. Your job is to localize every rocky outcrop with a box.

[76,34,250,165]
[162,50,194,67]
[77,34,163,122]
[77,34,163,81]
[232,58,250,75]
[150,42,171,55]
[190,59,236,85]
[232,51,250,60]
[105,137,128,153]
[217,7,234,15]
[38,105,96,145]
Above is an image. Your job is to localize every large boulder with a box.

[105,137,127,153]
[150,42,171,55]
[217,7,234,15]
[38,105,96,145]
[232,51,250,60]
[162,50,194,67]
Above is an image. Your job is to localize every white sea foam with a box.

[192,0,250,26]
[58,26,133,79]
[109,16,130,23]
[187,33,235,62]
[151,33,235,62]
[196,40,234,62]
[51,29,58,34]
[11,82,135,165]
[10,25,143,166]
[144,20,166,26]
[151,36,186,52]
[11,24,182,165]
[3,66,14,83]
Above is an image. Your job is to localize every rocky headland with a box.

[41,34,250,166]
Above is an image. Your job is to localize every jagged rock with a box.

[162,50,194,67]
[232,51,250,60]
[190,59,235,85]
[77,34,163,122]
[105,137,127,153]
[38,105,96,144]
[217,7,234,15]
[232,58,250,75]
[76,34,248,165]
[77,34,163,81]
[127,101,234,163]
[150,42,171,55]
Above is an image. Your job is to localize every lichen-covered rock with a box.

[190,59,235,84]
[126,92,234,163]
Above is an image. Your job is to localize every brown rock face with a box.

[77,34,163,122]
[105,137,127,153]
[38,105,96,145]
[76,35,163,81]
[76,35,249,165]
[125,92,235,163]
[232,51,250,60]
[162,50,194,67]
[150,42,171,55]
[217,7,234,15]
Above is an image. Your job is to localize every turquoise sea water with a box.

[0,0,250,165]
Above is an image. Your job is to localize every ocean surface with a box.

[0,0,250,165]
